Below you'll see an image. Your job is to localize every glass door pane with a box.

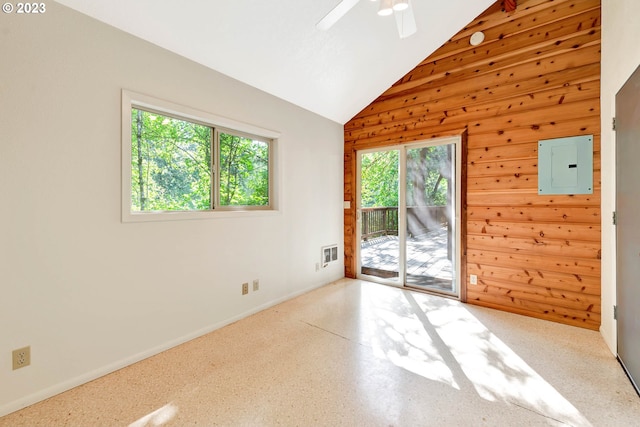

[405,144,456,294]
[359,149,401,283]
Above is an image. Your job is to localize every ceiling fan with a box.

[317,0,417,39]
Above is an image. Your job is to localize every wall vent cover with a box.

[321,245,339,267]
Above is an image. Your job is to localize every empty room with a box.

[1,0,640,425]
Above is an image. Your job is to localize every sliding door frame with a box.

[355,135,466,300]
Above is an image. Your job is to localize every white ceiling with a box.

[54,0,495,124]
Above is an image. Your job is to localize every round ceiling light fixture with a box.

[470,31,485,46]
[393,1,410,11]
[378,0,394,16]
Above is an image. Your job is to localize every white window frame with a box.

[121,90,281,222]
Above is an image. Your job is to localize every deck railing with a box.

[361,206,448,240]
[361,207,399,240]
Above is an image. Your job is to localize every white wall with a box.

[600,0,640,353]
[0,3,344,415]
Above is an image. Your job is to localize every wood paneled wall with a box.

[343,0,601,330]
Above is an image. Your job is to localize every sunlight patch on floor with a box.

[358,283,591,425]
[129,403,178,427]
[413,293,592,426]
[361,285,459,388]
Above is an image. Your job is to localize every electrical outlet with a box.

[12,346,31,370]
[253,279,259,292]
[470,274,478,285]
[242,282,249,295]
[315,263,320,272]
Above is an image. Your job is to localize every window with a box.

[122,90,278,221]
[217,130,270,207]
[131,108,212,212]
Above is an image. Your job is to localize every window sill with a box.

[122,208,281,223]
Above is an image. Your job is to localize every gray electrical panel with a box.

[538,135,593,195]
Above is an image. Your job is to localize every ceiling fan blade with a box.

[317,0,361,31]
[394,3,417,38]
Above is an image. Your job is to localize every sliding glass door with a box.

[357,137,460,297]
[358,149,401,284]
[405,144,456,294]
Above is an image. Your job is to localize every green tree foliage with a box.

[406,145,451,207]
[130,109,269,211]
[219,133,269,206]
[360,145,451,208]
[131,109,211,211]
[360,150,399,208]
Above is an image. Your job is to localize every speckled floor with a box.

[1,278,639,426]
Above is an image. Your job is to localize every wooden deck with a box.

[360,226,454,293]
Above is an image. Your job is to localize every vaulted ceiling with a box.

[54,0,495,124]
